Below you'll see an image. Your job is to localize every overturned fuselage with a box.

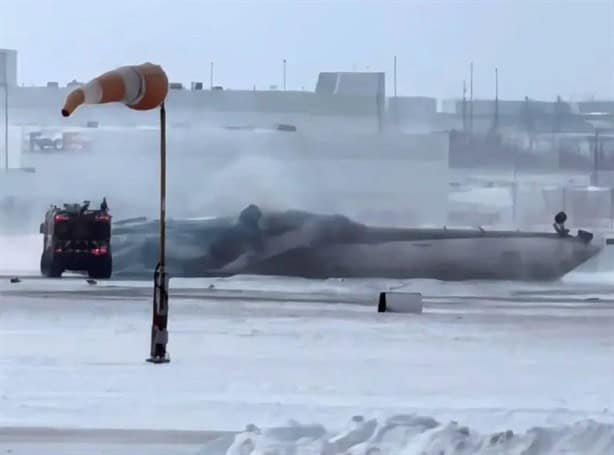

[111,205,602,281]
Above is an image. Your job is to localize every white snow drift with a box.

[199,415,614,455]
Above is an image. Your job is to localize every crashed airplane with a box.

[111,205,602,281]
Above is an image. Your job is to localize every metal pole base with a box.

[147,265,170,364]
[146,354,170,364]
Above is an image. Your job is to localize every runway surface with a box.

[2,269,614,453]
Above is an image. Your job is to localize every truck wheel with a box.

[40,253,49,276]
[47,258,64,278]
[48,267,63,278]
[40,252,62,277]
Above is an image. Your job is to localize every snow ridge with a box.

[198,414,614,455]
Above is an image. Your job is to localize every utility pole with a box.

[2,52,7,170]
[524,96,533,152]
[393,55,397,98]
[3,81,7,170]
[493,67,499,133]
[392,56,399,128]
[553,95,562,168]
[209,62,214,89]
[469,61,474,134]
[462,80,467,133]
[376,91,383,133]
[592,128,600,186]
[283,59,287,91]
[553,95,562,133]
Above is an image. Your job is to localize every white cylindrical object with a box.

[377,292,423,314]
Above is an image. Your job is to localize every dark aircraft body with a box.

[111,205,602,281]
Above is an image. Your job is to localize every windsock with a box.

[61,63,168,117]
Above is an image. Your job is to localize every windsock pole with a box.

[147,102,170,364]
[60,62,171,364]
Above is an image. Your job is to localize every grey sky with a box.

[1,0,612,101]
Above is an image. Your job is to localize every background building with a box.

[0,49,17,87]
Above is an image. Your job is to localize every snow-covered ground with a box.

[2,233,614,453]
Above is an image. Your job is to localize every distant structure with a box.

[316,72,385,131]
[315,72,385,98]
[0,49,17,170]
[1,48,613,142]
[66,80,83,89]
[0,49,17,87]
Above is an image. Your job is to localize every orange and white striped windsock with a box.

[61,63,168,117]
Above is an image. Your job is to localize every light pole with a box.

[283,59,287,91]
[61,63,170,364]
[2,52,7,170]
[462,80,467,133]
[493,67,499,133]
[2,80,7,170]
[469,61,474,135]
[591,127,600,187]
[393,55,397,98]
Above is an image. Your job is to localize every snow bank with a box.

[198,415,614,455]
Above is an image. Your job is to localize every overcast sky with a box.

[1,0,612,101]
